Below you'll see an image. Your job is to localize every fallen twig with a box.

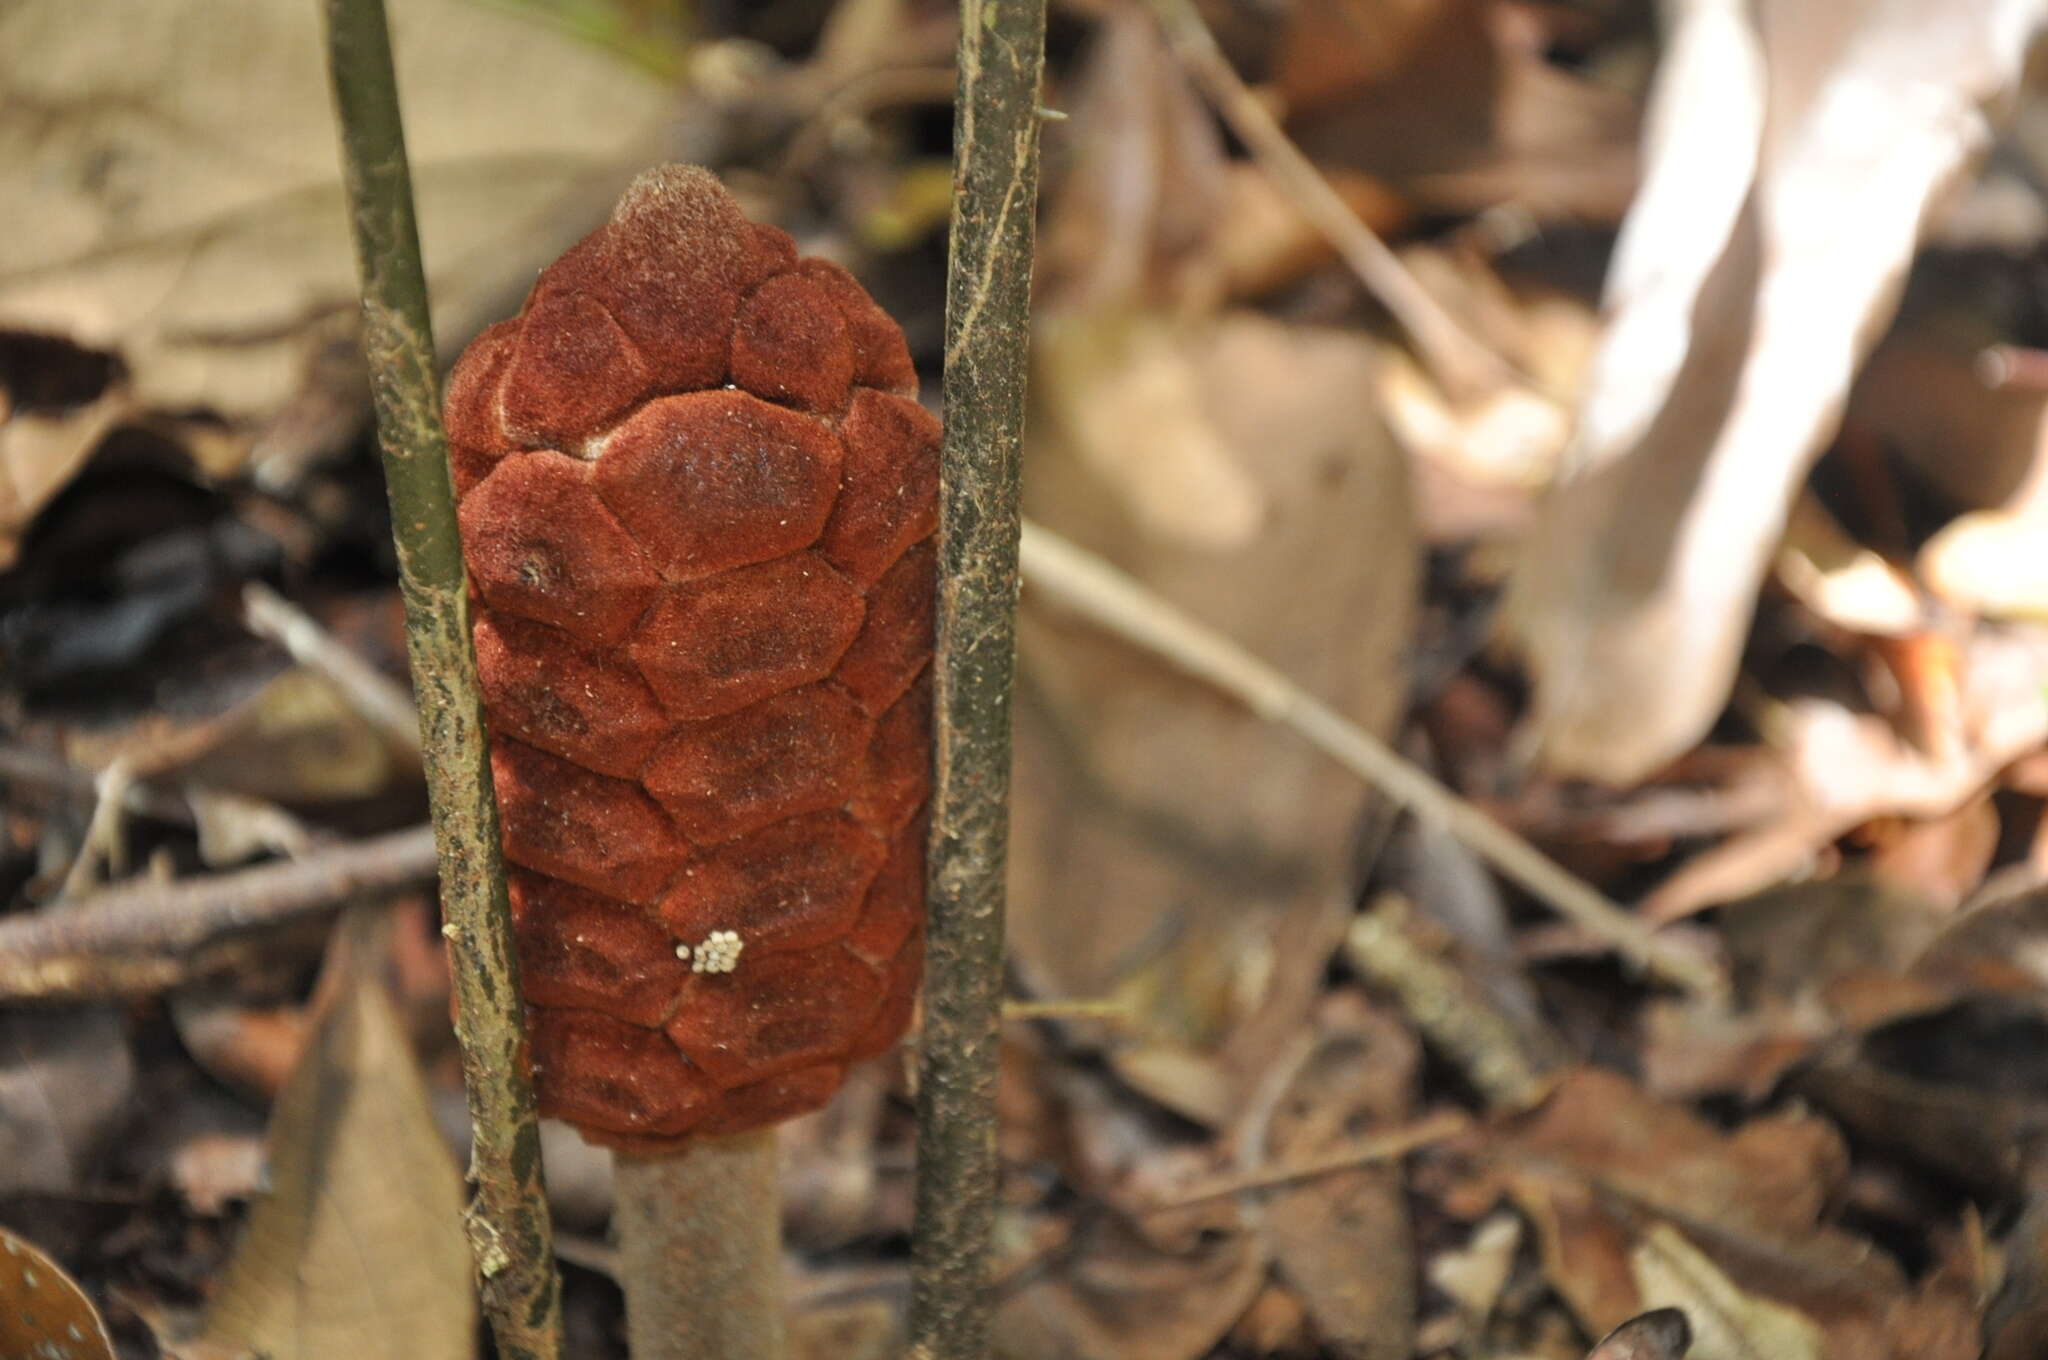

[1153,1109,1472,1209]
[243,581,421,755]
[0,746,193,825]
[1017,520,1729,1002]
[1149,0,1518,401]
[0,824,438,1002]
[53,757,136,901]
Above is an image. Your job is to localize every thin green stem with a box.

[321,2,563,1355]
[908,1,1050,1357]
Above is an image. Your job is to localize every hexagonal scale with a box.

[846,931,922,1062]
[499,291,653,447]
[642,683,871,844]
[595,390,842,580]
[815,389,939,584]
[628,552,864,721]
[460,451,661,645]
[659,811,884,954]
[844,817,923,965]
[492,738,686,906]
[848,672,931,835]
[730,271,856,414]
[508,871,690,1027]
[664,946,885,1086]
[696,1064,845,1136]
[834,537,934,714]
[474,611,670,779]
[529,1006,712,1139]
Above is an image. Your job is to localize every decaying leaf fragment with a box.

[1507,0,2046,783]
[198,928,473,1360]
[1628,1224,1822,1360]
[0,0,675,532]
[1496,1067,1981,1358]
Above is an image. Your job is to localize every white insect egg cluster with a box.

[676,929,744,974]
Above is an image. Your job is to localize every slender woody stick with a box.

[321,3,564,1355]
[910,1,1049,1356]
[0,823,439,1003]
[1015,522,1729,1003]
[1149,0,1518,403]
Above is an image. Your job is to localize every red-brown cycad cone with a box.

[445,165,935,1152]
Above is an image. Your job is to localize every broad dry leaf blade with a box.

[1629,1224,1822,1360]
[1507,0,2045,783]
[0,0,675,506]
[199,943,474,1359]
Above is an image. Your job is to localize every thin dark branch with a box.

[321,2,562,1354]
[0,825,438,1002]
[908,1,1049,1356]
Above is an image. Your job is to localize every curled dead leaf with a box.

[198,920,473,1359]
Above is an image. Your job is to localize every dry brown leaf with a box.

[198,925,473,1359]
[1862,794,2001,910]
[1011,314,1414,1077]
[1507,0,2044,783]
[1032,7,1266,550]
[1502,1068,1849,1246]
[1774,496,1922,638]
[0,1007,134,1195]
[991,1213,1268,1360]
[65,667,403,806]
[1795,993,2048,1198]
[1915,403,2048,615]
[1499,1067,1980,1357]
[1428,1212,1523,1327]
[1628,1224,1823,1360]
[1282,0,1641,221]
[0,0,675,495]
[1644,627,2048,921]
[1037,3,1228,312]
[1211,163,1412,301]
[789,1298,897,1360]
[170,994,310,1099]
[1036,315,1269,550]
[1258,998,1418,1360]
[0,1225,116,1360]
[1987,1190,2048,1360]
[1851,331,2048,512]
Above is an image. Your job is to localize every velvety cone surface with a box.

[447,165,935,1152]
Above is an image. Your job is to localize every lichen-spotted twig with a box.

[320,1,563,1354]
[908,1,1051,1357]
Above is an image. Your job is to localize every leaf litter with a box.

[7,0,2048,1356]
